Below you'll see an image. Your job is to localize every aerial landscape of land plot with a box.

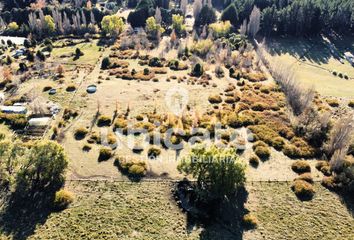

[0,0,353,239]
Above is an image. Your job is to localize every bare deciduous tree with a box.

[154,7,162,25]
[193,0,202,19]
[247,6,261,38]
[180,0,188,16]
[326,116,354,158]
[240,19,247,36]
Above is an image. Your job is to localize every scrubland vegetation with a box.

[0,0,353,239]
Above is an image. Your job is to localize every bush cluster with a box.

[114,157,147,178]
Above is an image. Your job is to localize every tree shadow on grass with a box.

[267,36,335,65]
[338,190,354,217]
[0,190,55,240]
[175,180,249,240]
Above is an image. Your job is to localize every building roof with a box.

[0,36,26,45]
[0,105,27,114]
[28,117,51,126]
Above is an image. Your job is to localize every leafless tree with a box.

[240,19,247,36]
[90,12,96,24]
[193,0,202,19]
[180,0,188,16]
[63,12,72,34]
[52,8,64,34]
[247,6,261,38]
[326,116,354,158]
[154,7,162,25]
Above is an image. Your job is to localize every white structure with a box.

[28,117,51,127]
[0,105,27,114]
[0,36,26,45]
[344,52,354,66]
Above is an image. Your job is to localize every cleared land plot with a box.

[1,181,352,240]
[268,36,354,97]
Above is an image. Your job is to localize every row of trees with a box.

[221,0,354,36]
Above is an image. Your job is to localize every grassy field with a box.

[246,182,354,240]
[1,181,352,240]
[51,41,101,65]
[268,36,354,97]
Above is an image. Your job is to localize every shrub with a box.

[249,154,260,167]
[114,118,128,132]
[243,213,258,229]
[252,141,268,150]
[148,146,161,158]
[53,189,74,210]
[208,94,222,104]
[271,137,285,150]
[101,57,111,69]
[148,57,163,67]
[191,63,203,77]
[291,180,315,200]
[66,84,76,92]
[326,99,339,107]
[215,65,224,78]
[283,144,301,158]
[143,68,150,75]
[97,115,111,127]
[191,39,213,58]
[321,176,336,190]
[74,127,88,140]
[136,114,144,121]
[315,161,331,176]
[224,96,237,104]
[43,86,52,92]
[348,100,354,108]
[295,173,313,183]
[291,160,311,174]
[82,144,92,152]
[114,157,147,178]
[254,145,270,160]
[98,147,113,161]
[251,102,267,111]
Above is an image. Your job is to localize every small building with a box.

[0,36,26,45]
[0,105,27,114]
[344,52,354,66]
[28,117,51,127]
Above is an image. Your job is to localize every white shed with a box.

[28,117,51,127]
[0,105,27,114]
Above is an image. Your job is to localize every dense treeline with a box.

[221,0,354,36]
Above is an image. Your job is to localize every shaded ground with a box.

[267,35,354,97]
